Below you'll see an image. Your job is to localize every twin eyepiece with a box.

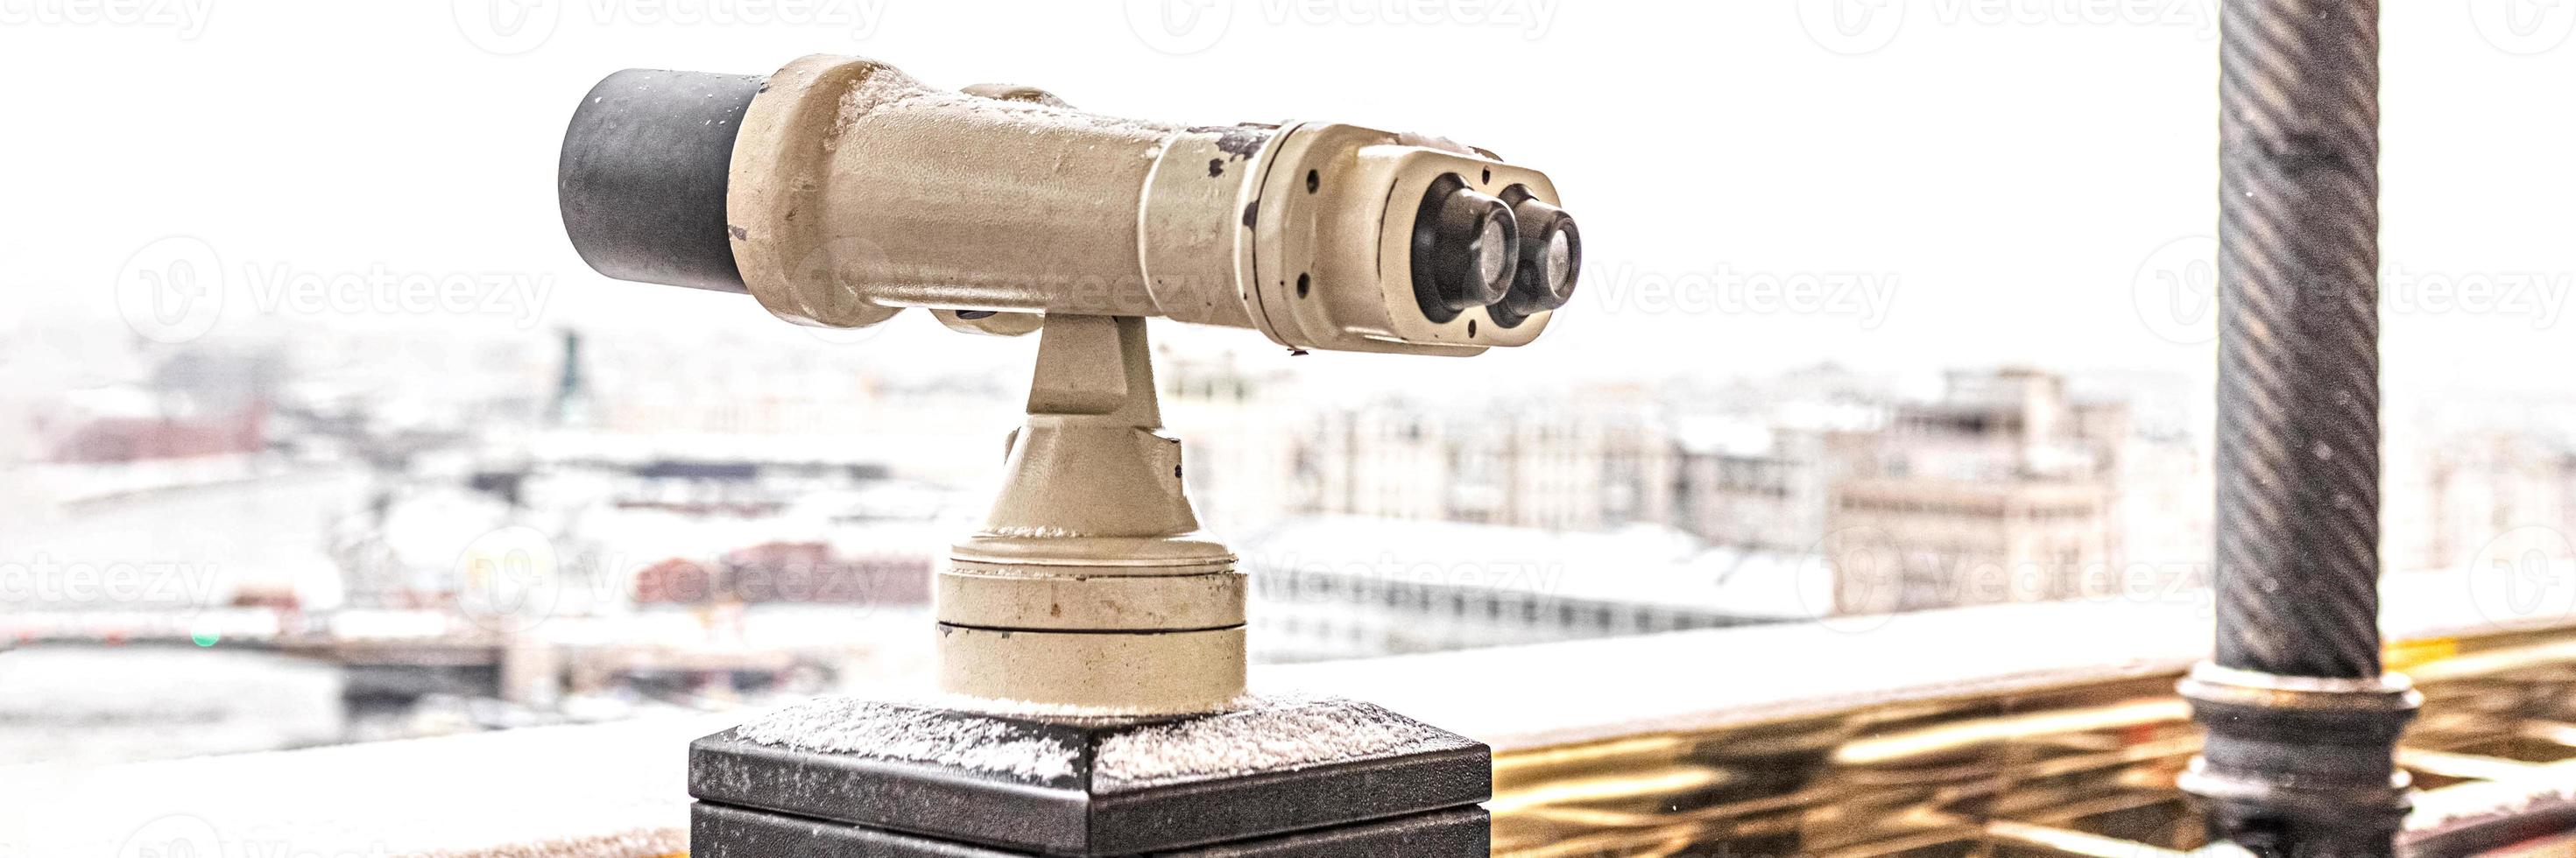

[1411,177,1581,327]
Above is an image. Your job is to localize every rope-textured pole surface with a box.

[2213,0,2383,680]
[2188,4,2416,855]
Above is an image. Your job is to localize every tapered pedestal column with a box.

[688,316,1490,855]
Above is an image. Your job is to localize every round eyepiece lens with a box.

[1411,175,1520,321]
[1474,214,1513,297]
[1542,219,1580,300]
[1543,230,1571,293]
[1490,192,1580,323]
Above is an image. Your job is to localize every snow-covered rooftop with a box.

[1237,516,1825,618]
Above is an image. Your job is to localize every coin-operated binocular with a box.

[561,54,1578,855]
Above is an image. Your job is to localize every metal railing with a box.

[1490,615,2576,856]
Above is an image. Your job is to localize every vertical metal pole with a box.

[2213,0,2383,686]
[2183,1,2419,855]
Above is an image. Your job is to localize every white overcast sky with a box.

[2,1,2570,403]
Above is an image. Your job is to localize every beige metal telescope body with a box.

[727,55,1568,355]
[559,54,1580,714]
